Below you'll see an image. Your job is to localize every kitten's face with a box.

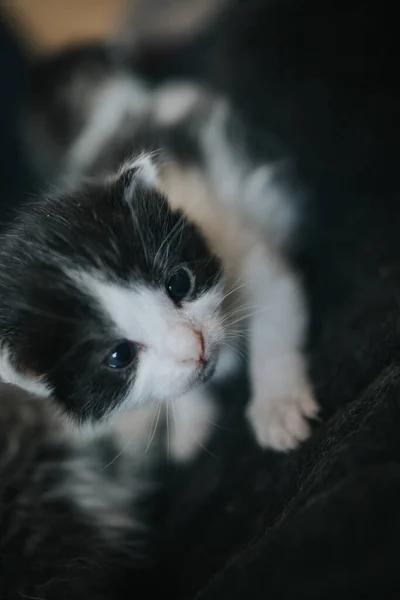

[0,157,224,421]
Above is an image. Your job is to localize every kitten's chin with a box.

[166,347,220,401]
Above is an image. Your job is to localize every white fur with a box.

[65,75,149,174]
[153,84,318,452]
[200,99,298,248]
[72,272,225,409]
[0,349,53,398]
[152,83,298,245]
[119,153,159,189]
[41,406,154,543]
[43,443,144,542]
[5,80,318,461]
[241,244,318,450]
[71,81,317,456]
[169,387,218,460]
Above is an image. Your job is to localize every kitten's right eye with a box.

[104,341,139,369]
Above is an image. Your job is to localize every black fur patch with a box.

[0,170,222,420]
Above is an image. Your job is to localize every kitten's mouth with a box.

[195,350,218,384]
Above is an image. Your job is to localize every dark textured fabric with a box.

[157,1,400,598]
[0,20,36,226]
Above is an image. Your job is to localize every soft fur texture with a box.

[0,156,223,423]
[3,0,400,596]
[1,57,319,460]
[0,383,157,600]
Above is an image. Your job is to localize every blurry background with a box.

[0,0,130,228]
[2,0,127,55]
[0,0,219,222]
[1,0,222,56]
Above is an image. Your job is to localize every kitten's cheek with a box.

[204,322,225,355]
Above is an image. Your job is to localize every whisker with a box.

[191,434,219,459]
[220,304,259,325]
[170,399,178,428]
[101,409,152,471]
[220,283,246,305]
[145,401,163,454]
[187,398,220,459]
[101,442,130,471]
[225,306,271,327]
[223,329,251,339]
[124,184,151,267]
[3,300,81,326]
[223,342,247,362]
[153,213,185,269]
[166,402,170,462]
[203,415,230,432]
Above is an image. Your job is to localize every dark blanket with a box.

[158,1,400,598]
[0,19,34,218]
[1,1,400,598]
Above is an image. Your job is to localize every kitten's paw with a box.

[247,390,319,452]
[169,392,216,462]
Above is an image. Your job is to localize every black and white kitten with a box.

[0,61,318,460]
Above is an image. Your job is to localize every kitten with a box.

[0,64,318,460]
[0,382,157,600]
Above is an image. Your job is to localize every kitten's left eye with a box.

[166,268,193,302]
[104,341,138,369]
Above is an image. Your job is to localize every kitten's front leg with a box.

[169,387,217,462]
[242,245,319,451]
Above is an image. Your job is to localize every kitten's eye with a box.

[166,268,193,301]
[104,341,138,369]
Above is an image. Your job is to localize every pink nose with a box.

[168,324,205,364]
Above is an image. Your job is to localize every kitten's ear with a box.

[0,346,52,398]
[118,153,158,190]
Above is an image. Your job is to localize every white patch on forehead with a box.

[77,274,173,344]
[70,270,225,408]
[72,271,224,343]
[0,348,53,398]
